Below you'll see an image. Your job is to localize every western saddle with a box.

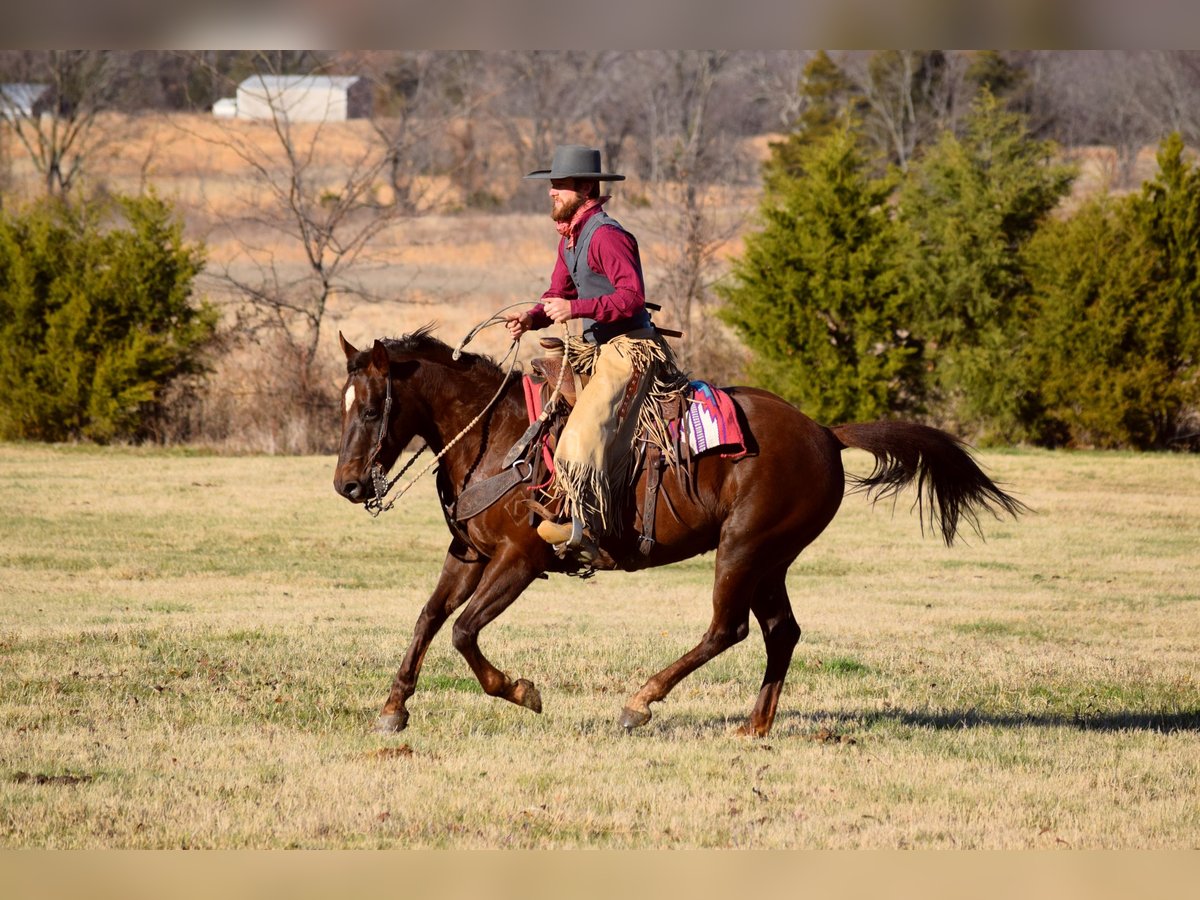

[451,336,692,572]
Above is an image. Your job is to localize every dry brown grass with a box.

[60,114,757,451]
[7,113,757,350]
[0,443,1197,848]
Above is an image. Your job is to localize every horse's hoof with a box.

[511,678,543,713]
[618,706,651,731]
[374,711,409,733]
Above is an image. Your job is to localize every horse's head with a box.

[333,332,418,504]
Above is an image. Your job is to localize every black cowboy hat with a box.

[524,144,625,181]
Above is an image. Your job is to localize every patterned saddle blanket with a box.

[522,373,747,473]
[674,380,748,459]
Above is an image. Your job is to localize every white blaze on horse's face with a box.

[344,384,356,413]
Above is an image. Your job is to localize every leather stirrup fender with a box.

[454,459,534,521]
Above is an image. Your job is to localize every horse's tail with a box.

[829,421,1027,546]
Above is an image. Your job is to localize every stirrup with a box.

[536,515,584,548]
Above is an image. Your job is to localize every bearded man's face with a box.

[549,178,593,223]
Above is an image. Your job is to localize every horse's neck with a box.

[410,363,522,471]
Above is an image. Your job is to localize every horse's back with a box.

[720,386,847,559]
[721,386,845,503]
[643,386,845,565]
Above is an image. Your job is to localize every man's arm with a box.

[571,226,645,323]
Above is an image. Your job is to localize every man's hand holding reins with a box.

[505,299,575,341]
[542,298,574,324]
[504,310,534,340]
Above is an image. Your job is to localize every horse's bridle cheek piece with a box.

[362,370,395,476]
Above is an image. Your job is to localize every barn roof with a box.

[237,75,363,91]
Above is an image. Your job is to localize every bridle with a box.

[362,359,396,477]
[359,331,524,518]
[362,366,429,517]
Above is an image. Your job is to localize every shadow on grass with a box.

[616,706,1200,739]
[778,707,1200,735]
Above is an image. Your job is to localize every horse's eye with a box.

[364,407,380,420]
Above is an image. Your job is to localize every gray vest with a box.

[563,211,653,344]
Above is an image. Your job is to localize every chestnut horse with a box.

[333,328,1023,736]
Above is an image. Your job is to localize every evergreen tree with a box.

[0,193,216,442]
[1138,132,1200,389]
[1023,133,1200,448]
[763,51,859,191]
[964,50,1025,101]
[719,123,921,423]
[896,90,1075,442]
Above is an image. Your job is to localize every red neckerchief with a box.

[556,196,611,248]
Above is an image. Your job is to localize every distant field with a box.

[5,113,1162,368]
[0,443,1197,848]
[3,113,761,364]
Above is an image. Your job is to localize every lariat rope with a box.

[364,304,569,517]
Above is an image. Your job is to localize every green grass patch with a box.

[952,619,1047,640]
[421,675,485,694]
[821,656,871,675]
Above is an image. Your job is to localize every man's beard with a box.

[551,193,588,224]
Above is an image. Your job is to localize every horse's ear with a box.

[339,331,358,360]
[369,340,390,373]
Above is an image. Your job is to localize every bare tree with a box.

[180,54,416,415]
[486,51,619,211]
[655,49,726,351]
[838,50,973,170]
[635,51,751,378]
[0,50,137,197]
[1128,51,1200,146]
[334,51,493,214]
[742,50,818,133]
[1020,51,1160,188]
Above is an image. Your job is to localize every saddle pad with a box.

[522,374,557,474]
[683,381,747,459]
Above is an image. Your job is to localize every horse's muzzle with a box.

[335,477,367,502]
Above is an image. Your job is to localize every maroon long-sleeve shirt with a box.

[527,205,646,330]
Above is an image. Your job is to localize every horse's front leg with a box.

[450,543,545,714]
[376,541,487,733]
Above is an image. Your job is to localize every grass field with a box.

[0,442,1197,848]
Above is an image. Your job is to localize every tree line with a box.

[1,50,1198,449]
[722,87,1200,449]
[5,51,1200,198]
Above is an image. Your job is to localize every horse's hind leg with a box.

[618,554,757,731]
[450,545,544,714]
[376,542,487,733]
[739,570,801,737]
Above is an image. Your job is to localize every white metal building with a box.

[233,75,371,123]
[0,83,53,119]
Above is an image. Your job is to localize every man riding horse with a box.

[334,152,1025,736]
[505,145,687,558]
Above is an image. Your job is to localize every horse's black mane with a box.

[349,324,505,379]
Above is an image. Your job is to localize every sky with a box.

[7,0,1200,50]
